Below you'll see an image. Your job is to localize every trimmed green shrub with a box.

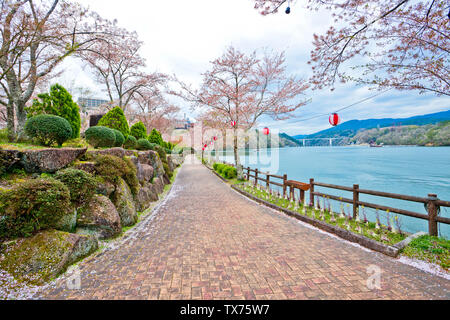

[112,129,125,147]
[85,126,116,148]
[26,84,81,139]
[54,168,97,206]
[97,107,130,137]
[25,115,72,147]
[148,128,164,146]
[92,154,139,196]
[224,166,237,179]
[123,135,137,150]
[213,163,236,179]
[136,139,153,151]
[130,122,147,140]
[0,178,71,239]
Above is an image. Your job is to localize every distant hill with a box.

[293,110,450,139]
[351,121,450,146]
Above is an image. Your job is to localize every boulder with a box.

[136,185,158,212]
[153,176,165,194]
[19,148,87,173]
[111,177,138,227]
[95,179,116,197]
[167,155,175,172]
[0,150,22,174]
[138,151,165,178]
[54,208,77,233]
[137,164,154,185]
[76,195,122,240]
[0,230,98,285]
[87,147,125,159]
[72,161,96,174]
[124,150,137,157]
[171,155,185,167]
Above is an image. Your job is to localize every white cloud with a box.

[53,0,449,135]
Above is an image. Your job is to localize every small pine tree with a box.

[148,128,163,146]
[130,121,147,140]
[26,84,81,139]
[98,107,130,137]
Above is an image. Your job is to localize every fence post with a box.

[254,169,259,187]
[353,184,359,219]
[427,194,439,237]
[283,174,287,198]
[247,167,250,181]
[310,179,314,208]
[266,173,270,190]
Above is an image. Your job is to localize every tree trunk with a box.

[16,101,27,133]
[233,129,244,180]
[6,101,16,142]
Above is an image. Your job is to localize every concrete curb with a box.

[231,184,401,258]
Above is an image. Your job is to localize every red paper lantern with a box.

[329,113,341,127]
[263,127,270,136]
[204,144,208,148]
[231,121,237,127]
[202,148,205,151]
[213,136,217,141]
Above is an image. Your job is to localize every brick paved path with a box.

[38,156,449,300]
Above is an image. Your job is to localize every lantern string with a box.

[292,88,393,123]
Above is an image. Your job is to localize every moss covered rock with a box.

[76,195,122,240]
[87,147,126,160]
[152,176,165,194]
[19,148,87,173]
[111,177,138,227]
[0,230,98,285]
[136,185,158,212]
[137,151,165,178]
[0,150,22,175]
[0,178,73,239]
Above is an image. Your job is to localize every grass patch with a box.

[402,236,450,271]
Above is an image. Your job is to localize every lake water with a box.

[216,146,450,238]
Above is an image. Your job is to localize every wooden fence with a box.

[222,162,449,237]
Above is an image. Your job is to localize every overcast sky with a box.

[58,0,450,135]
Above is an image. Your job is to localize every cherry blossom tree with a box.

[79,27,167,112]
[254,0,450,96]
[129,87,180,135]
[171,46,309,176]
[0,0,114,140]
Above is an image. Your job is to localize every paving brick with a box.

[35,157,450,300]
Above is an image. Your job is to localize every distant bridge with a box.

[297,137,347,147]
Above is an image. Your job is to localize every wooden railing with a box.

[220,162,450,237]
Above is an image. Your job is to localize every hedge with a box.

[123,135,137,150]
[97,107,130,137]
[24,115,72,147]
[85,126,116,148]
[112,129,125,147]
[136,139,153,151]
